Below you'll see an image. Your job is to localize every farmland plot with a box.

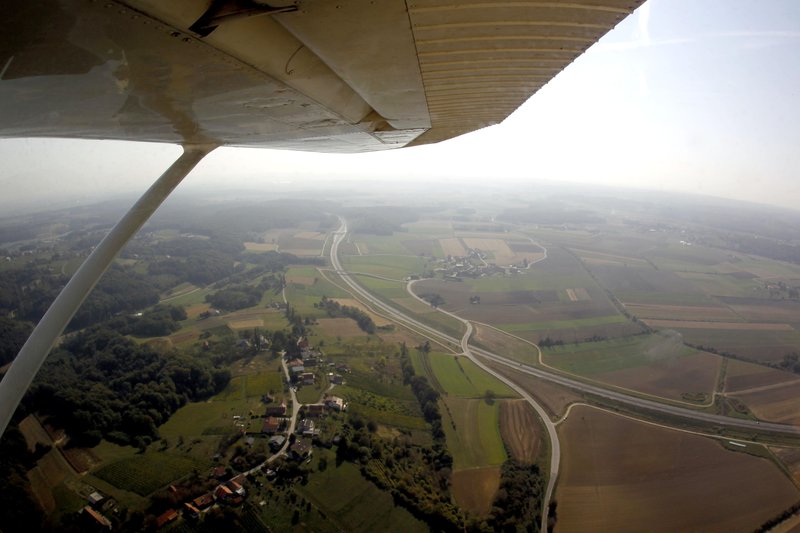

[555,406,799,532]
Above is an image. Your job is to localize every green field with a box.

[295,450,429,533]
[429,354,517,398]
[678,328,800,362]
[498,314,628,333]
[344,254,428,279]
[246,371,284,397]
[543,333,696,375]
[440,397,506,470]
[94,454,206,496]
[353,274,409,298]
[337,385,427,430]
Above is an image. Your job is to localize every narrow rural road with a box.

[247,357,300,474]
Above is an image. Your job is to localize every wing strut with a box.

[0,144,216,440]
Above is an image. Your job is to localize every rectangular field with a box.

[439,237,467,257]
[93,454,206,496]
[555,406,800,532]
[428,354,517,398]
[440,397,506,470]
[645,319,793,330]
[623,303,740,321]
[542,333,696,376]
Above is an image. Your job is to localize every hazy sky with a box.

[1,0,800,212]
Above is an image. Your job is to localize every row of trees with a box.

[316,296,377,333]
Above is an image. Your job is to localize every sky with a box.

[1,0,800,213]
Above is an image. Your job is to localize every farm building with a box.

[87,491,104,507]
[264,401,287,417]
[184,503,200,519]
[290,439,313,460]
[324,396,347,412]
[81,506,112,531]
[156,509,179,529]
[262,416,281,434]
[297,418,316,437]
[306,404,325,417]
[192,493,215,510]
[269,435,286,451]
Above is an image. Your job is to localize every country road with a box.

[329,217,800,530]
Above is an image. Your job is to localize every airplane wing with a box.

[0,0,644,152]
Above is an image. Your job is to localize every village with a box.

[79,338,350,531]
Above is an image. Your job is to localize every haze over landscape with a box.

[1,0,800,213]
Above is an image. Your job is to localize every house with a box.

[81,506,112,532]
[297,338,310,350]
[156,509,179,529]
[335,363,350,373]
[192,493,215,510]
[212,465,227,479]
[265,400,287,417]
[302,356,318,367]
[183,503,200,519]
[287,358,304,368]
[324,396,347,412]
[87,491,104,507]
[269,435,286,451]
[300,372,315,385]
[289,439,313,460]
[306,403,325,417]
[298,418,316,437]
[262,416,280,434]
[330,373,344,385]
[215,485,233,501]
[226,479,247,498]
[290,365,305,377]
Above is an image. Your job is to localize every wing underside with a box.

[0,0,644,152]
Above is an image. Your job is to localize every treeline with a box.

[206,276,280,311]
[146,199,339,239]
[0,316,33,366]
[487,460,544,531]
[776,352,800,375]
[105,304,187,337]
[499,204,605,225]
[26,328,229,448]
[0,263,160,330]
[345,206,421,235]
[401,343,449,464]
[316,296,376,333]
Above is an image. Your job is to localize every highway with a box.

[329,217,800,529]
[331,218,561,529]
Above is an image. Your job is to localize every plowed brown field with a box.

[499,400,540,463]
[555,406,799,532]
[451,466,501,517]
